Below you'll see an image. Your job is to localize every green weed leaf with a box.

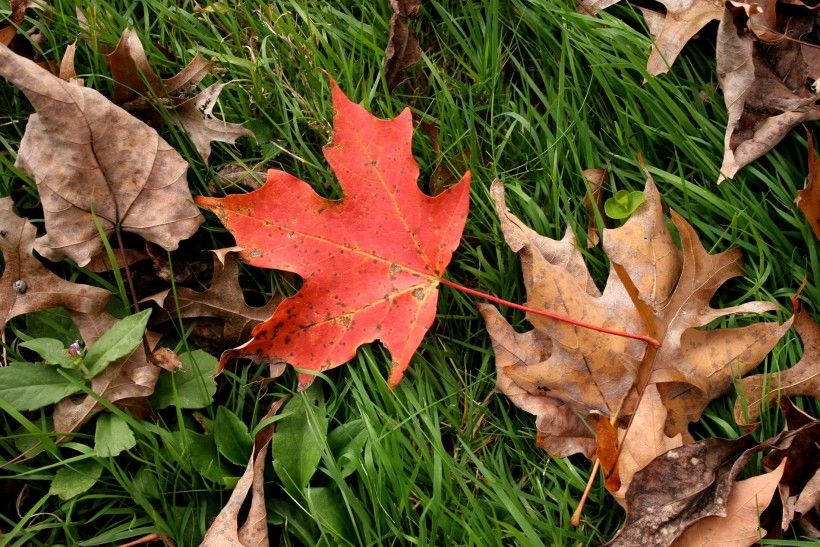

[152,349,217,409]
[0,363,83,411]
[272,385,328,494]
[214,407,253,466]
[83,310,151,379]
[19,338,72,367]
[604,190,646,220]
[49,460,103,500]
[94,413,137,457]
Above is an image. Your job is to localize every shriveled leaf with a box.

[716,6,820,181]
[0,362,83,411]
[53,312,161,436]
[0,198,111,330]
[83,309,151,379]
[94,413,136,457]
[0,43,204,266]
[672,459,786,546]
[49,459,103,500]
[481,174,788,459]
[151,349,217,409]
[798,132,820,238]
[202,399,285,547]
[145,252,280,348]
[384,0,422,89]
[197,79,471,388]
[582,167,607,246]
[642,1,724,76]
[170,83,254,161]
[607,435,757,546]
[734,310,819,428]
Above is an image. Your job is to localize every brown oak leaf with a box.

[734,310,819,429]
[716,5,820,181]
[480,174,790,460]
[144,251,281,348]
[384,0,422,89]
[0,43,204,267]
[201,399,285,546]
[0,198,110,331]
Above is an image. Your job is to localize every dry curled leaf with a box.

[384,0,422,89]
[716,5,820,181]
[201,399,285,546]
[0,43,204,267]
[672,458,786,547]
[0,198,110,331]
[144,251,280,347]
[582,167,607,247]
[480,174,789,460]
[734,310,819,428]
[607,435,758,546]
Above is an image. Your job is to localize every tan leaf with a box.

[481,173,789,460]
[53,312,161,436]
[0,43,204,267]
[582,167,606,247]
[578,0,622,15]
[716,6,820,181]
[169,83,254,162]
[794,468,820,517]
[734,310,819,429]
[201,399,285,546]
[145,251,280,347]
[671,458,786,547]
[797,132,820,238]
[384,0,422,89]
[0,198,111,331]
[58,41,79,83]
[642,1,725,76]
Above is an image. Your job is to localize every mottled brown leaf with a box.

[672,459,785,546]
[0,43,204,267]
[0,198,110,331]
[734,310,819,428]
[607,435,757,546]
[384,0,422,89]
[201,399,285,546]
[716,6,820,180]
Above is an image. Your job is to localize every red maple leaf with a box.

[197,80,471,388]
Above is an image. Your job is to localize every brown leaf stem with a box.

[439,278,661,347]
[571,458,600,526]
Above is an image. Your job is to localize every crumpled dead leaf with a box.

[54,312,161,436]
[480,174,789,459]
[0,198,111,331]
[0,0,31,47]
[201,399,285,546]
[797,132,820,238]
[582,167,607,247]
[734,309,819,429]
[384,0,422,89]
[0,42,204,267]
[716,5,820,181]
[607,435,759,546]
[144,251,280,347]
[672,458,786,546]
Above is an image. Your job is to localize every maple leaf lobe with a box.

[197,79,471,388]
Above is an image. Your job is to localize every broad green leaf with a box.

[133,465,165,500]
[307,487,351,542]
[328,420,367,479]
[214,407,253,466]
[604,190,646,220]
[0,363,83,411]
[165,430,233,484]
[25,308,81,345]
[151,350,217,409]
[94,413,136,457]
[272,385,328,494]
[49,459,103,500]
[83,309,151,379]
[20,337,72,367]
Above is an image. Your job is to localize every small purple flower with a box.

[68,340,82,357]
